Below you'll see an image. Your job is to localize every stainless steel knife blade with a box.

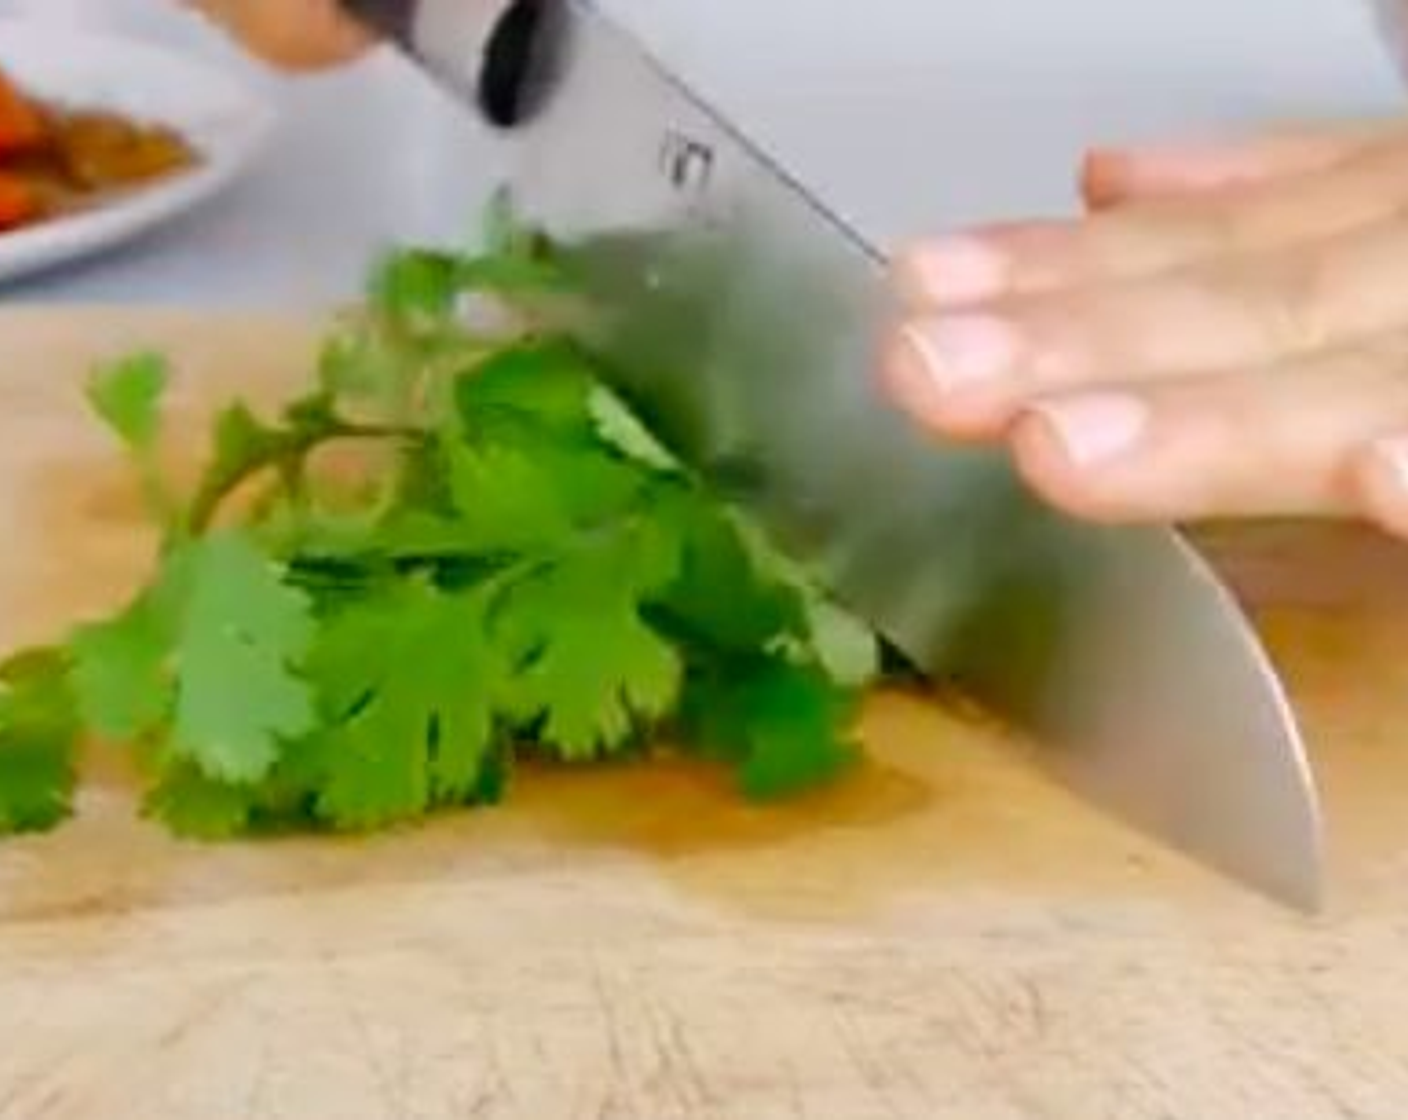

[351,0,1326,908]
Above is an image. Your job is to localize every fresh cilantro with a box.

[681,656,861,801]
[169,532,316,784]
[446,437,643,555]
[446,440,577,553]
[0,650,81,834]
[454,253,569,296]
[804,597,883,689]
[0,206,886,841]
[318,319,403,403]
[455,338,600,437]
[471,185,569,295]
[87,352,178,529]
[208,401,283,486]
[302,580,504,830]
[369,248,462,321]
[70,588,171,742]
[87,351,167,451]
[497,530,683,759]
[728,512,881,685]
[143,764,260,840]
[654,495,809,654]
[590,385,681,472]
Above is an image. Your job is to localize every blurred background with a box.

[0,0,498,305]
[0,0,1401,307]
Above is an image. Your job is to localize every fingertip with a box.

[1078,127,1370,210]
[1008,393,1152,522]
[1352,437,1408,540]
[890,235,1010,308]
[1079,148,1135,210]
[876,322,1017,441]
[877,323,944,425]
[1079,142,1229,209]
[1009,413,1118,522]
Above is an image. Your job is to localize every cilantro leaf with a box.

[170,532,316,784]
[499,532,682,759]
[803,597,882,689]
[369,238,565,323]
[682,656,860,801]
[304,581,505,830]
[454,339,598,437]
[390,436,456,515]
[454,255,569,296]
[734,663,860,800]
[653,495,808,654]
[370,248,461,320]
[0,650,81,834]
[445,440,574,553]
[480,187,519,257]
[143,764,259,840]
[726,512,880,687]
[318,320,402,403]
[444,437,641,556]
[464,189,569,295]
[86,352,178,529]
[70,588,172,742]
[86,352,167,451]
[590,386,681,472]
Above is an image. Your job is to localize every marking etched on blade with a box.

[506,0,1325,907]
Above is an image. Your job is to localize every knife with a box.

[339,0,1325,908]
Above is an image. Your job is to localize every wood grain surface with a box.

[0,310,1406,1120]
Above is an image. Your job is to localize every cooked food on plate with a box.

[0,62,198,232]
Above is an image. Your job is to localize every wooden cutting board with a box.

[1,309,1407,1120]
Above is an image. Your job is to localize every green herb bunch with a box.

[0,221,879,840]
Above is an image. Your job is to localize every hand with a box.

[881,118,1408,542]
[184,0,374,69]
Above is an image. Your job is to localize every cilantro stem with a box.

[185,420,425,537]
[136,455,180,540]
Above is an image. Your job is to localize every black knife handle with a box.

[338,0,557,128]
[479,0,557,127]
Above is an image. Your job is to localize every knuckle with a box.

[1245,253,1336,355]
[1358,333,1408,379]
[1199,200,1247,255]
[1351,337,1408,421]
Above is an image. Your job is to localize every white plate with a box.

[0,19,275,285]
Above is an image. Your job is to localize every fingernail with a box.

[901,316,1020,395]
[1030,393,1148,467]
[902,237,1009,304]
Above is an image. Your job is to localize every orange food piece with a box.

[0,68,45,155]
[0,174,39,230]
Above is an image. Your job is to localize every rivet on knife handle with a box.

[339,0,562,127]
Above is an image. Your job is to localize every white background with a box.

[0,0,1402,306]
